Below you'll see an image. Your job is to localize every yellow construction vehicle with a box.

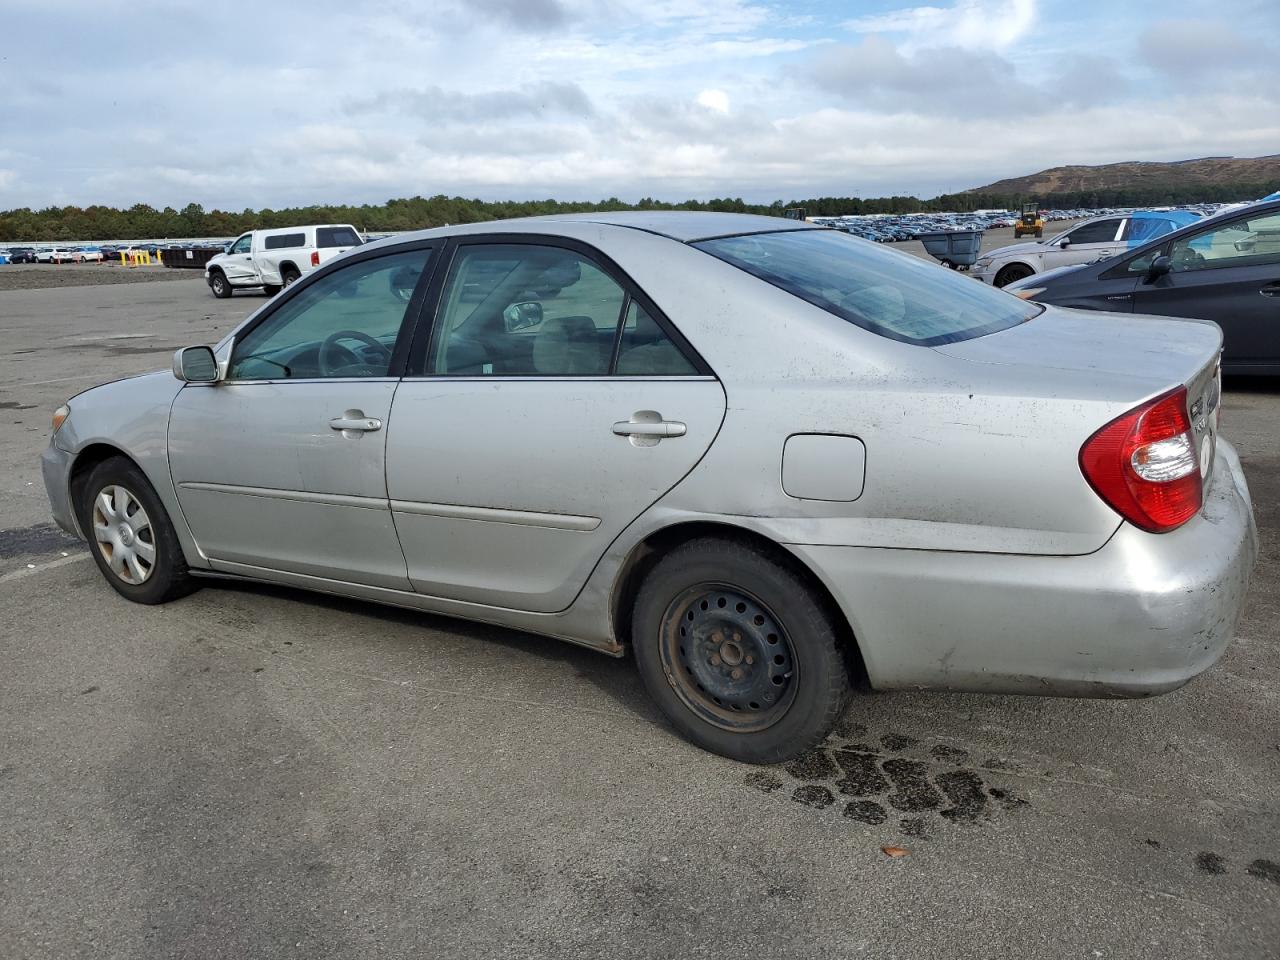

[1012,201,1044,239]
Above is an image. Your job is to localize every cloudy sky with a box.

[2,0,1277,210]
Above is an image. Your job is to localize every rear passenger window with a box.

[1063,219,1121,244]
[316,227,362,248]
[263,233,305,250]
[615,301,698,376]
[426,243,698,377]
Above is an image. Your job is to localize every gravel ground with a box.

[0,263,203,291]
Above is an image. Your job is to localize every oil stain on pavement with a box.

[745,723,1029,838]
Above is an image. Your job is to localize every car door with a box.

[386,237,727,613]
[1132,209,1280,369]
[1044,218,1125,270]
[168,245,435,588]
[222,233,258,284]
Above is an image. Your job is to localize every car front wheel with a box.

[995,263,1035,287]
[632,538,850,764]
[209,272,232,298]
[79,456,199,605]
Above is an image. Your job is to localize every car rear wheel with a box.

[209,272,232,298]
[995,263,1035,287]
[631,538,850,764]
[79,457,199,605]
[281,267,301,287]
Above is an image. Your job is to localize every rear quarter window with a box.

[263,233,305,250]
[316,227,362,248]
[694,229,1039,346]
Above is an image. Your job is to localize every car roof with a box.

[257,223,354,234]
[381,211,819,247]
[521,211,819,243]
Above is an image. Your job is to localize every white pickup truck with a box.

[204,224,363,298]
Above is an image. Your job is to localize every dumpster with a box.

[917,229,983,269]
[159,246,223,269]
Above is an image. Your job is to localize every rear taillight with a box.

[1079,386,1203,533]
[310,250,320,267]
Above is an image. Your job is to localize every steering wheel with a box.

[318,330,392,377]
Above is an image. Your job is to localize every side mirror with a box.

[503,301,544,333]
[1057,237,1071,248]
[172,345,220,383]
[1143,255,1173,284]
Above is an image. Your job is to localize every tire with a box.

[631,537,850,764]
[209,271,232,299]
[262,284,282,297]
[1035,228,1043,238]
[281,267,301,287]
[78,456,199,605]
[994,263,1035,287]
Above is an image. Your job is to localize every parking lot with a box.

[1,250,1277,959]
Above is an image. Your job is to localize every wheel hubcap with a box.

[91,484,156,584]
[659,584,797,732]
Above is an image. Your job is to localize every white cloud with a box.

[844,0,1037,52]
[0,0,1274,212]
[696,89,731,114]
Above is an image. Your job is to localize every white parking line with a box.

[0,553,91,584]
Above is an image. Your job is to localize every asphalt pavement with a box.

[0,253,1276,959]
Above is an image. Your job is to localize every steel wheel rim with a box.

[91,484,156,585]
[658,583,798,733]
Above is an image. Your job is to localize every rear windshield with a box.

[316,226,361,248]
[263,232,305,250]
[693,229,1040,346]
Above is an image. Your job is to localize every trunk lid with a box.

[935,304,1223,486]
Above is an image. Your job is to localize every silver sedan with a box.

[41,212,1257,763]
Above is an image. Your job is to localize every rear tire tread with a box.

[631,536,851,764]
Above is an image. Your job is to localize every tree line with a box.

[2,180,1275,242]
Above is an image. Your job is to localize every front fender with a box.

[55,373,210,569]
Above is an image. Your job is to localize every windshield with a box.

[694,229,1040,346]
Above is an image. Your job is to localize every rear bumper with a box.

[789,440,1257,697]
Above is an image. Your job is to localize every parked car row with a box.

[810,204,1234,245]
[972,210,1202,287]
[1008,196,1280,375]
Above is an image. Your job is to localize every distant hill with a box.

[967,155,1280,197]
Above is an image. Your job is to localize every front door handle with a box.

[613,411,686,446]
[329,410,382,435]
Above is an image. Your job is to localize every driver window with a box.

[227,249,430,380]
[230,234,252,254]
[1169,211,1280,272]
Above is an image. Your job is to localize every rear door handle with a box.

[613,412,686,443]
[1261,282,1280,297]
[613,421,686,437]
[329,412,382,433]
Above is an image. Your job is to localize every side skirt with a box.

[190,561,625,657]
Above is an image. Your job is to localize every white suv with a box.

[205,224,363,298]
